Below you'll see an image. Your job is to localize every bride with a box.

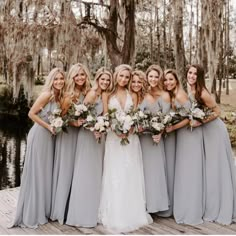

[99,64,152,233]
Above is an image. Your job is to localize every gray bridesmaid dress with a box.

[203,117,236,225]
[66,96,105,227]
[139,97,169,213]
[12,101,57,228]
[173,100,205,225]
[50,95,84,224]
[157,97,176,217]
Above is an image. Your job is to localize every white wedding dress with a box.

[98,91,153,233]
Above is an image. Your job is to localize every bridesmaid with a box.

[50,63,91,224]
[187,64,236,225]
[66,67,113,227]
[139,65,169,213]
[12,68,65,228]
[164,69,205,225]
[129,69,148,106]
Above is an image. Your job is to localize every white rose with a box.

[86,115,94,122]
[75,110,81,116]
[52,117,63,128]
[94,123,100,130]
[138,111,145,118]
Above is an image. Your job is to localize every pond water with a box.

[0,116,31,190]
[0,116,236,190]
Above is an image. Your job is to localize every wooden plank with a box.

[1,187,236,235]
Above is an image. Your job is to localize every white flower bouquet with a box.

[83,114,110,143]
[47,108,68,134]
[108,108,134,145]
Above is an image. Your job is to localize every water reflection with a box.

[0,115,31,190]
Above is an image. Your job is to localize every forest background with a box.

[0,0,236,146]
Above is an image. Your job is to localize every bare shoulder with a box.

[201,89,213,102]
[35,91,51,103]
[144,93,154,102]
[161,91,171,103]
[176,89,189,104]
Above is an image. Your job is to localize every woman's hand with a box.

[48,125,56,135]
[190,119,202,128]
[76,118,85,127]
[138,126,144,133]
[94,131,102,140]
[165,125,174,133]
[116,133,128,139]
[152,133,162,144]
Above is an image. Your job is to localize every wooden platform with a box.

[1,188,236,235]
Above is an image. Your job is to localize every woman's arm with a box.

[28,92,54,133]
[201,89,221,124]
[102,92,109,115]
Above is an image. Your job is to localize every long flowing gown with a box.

[203,117,236,225]
[157,97,176,217]
[173,100,205,225]
[66,96,105,227]
[11,101,57,228]
[139,97,169,213]
[50,94,84,224]
[99,91,152,233]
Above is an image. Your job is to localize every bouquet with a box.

[188,101,213,130]
[67,102,95,123]
[108,108,134,145]
[148,111,165,135]
[131,108,152,134]
[47,108,68,134]
[83,114,110,143]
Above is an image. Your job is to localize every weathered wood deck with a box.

[1,187,236,235]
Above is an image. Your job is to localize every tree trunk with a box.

[173,0,186,89]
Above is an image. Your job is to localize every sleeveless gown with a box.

[99,91,152,233]
[139,97,169,213]
[157,97,176,217]
[66,96,105,227]
[173,100,205,225]
[203,115,236,224]
[11,101,57,228]
[50,94,84,224]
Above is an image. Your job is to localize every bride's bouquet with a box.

[83,114,110,143]
[47,108,68,134]
[108,108,134,145]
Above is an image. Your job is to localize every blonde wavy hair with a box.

[110,64,132,96]
[146,64,163,91]
[129,70,148,103]
[42,67,65,102]
[65,63,91,100]
[92,67,113,93]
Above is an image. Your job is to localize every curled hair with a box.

[146,64,163,90]
[110,64,132,95]
[129,69,148,104]
[42,67,65,103]
[65,63,91,100]
[187,64,208,106]
[163,69,181,110]
[92,67,113,93]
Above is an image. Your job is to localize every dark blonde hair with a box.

[93,67,113,93]
[129,70,148,104]
[110,64,132,95]
[65,63,91,100]
[146,64,163,90]
[42,67,65,103]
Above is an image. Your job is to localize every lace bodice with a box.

[108,90,133,113]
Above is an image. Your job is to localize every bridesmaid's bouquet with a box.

[47,108,68,134]
[188,101,213,130]
[131,108,151,134]
[108,108,134,145]
[67,102,95,122]
[148,111,165,135]
[83,114,110,143]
